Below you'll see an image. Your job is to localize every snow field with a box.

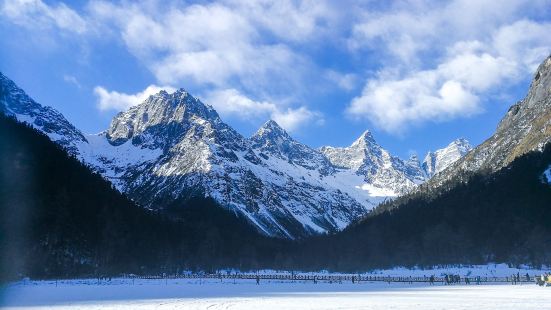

[2,276,550,309]
[2,265,549,309]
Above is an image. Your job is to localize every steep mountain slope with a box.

[422,139,472,178]
[0,72,86,154]
[96,90,374,238]
[319,131,468,196]
[0,72,469,239]
[294,143,551,271]
[428,55,551,188]
[0,114,286,280]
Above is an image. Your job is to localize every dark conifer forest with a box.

[0,115,287,281]
[293,143,551,271]
[2,114,551,280]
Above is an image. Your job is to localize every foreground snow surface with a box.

[2,278,550,310]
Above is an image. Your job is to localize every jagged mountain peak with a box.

[422,138,472,178]
[0,71,86,153]
[443,55,551,181]
[407,153,421,165]
[448,138,472,152]
[253,119,290,140]
[351,129,377,147]
[497,55,551,134]
[528,54,551,104]
[146,88,219,120]
[420,55,551,192]
[319,129,383,171]
[251,119,334,173]
[106,88,225,147]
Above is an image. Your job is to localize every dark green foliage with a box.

[0,115,287,281]
[291,143,551,271]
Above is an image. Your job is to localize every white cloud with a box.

[94,85,175,112]
[3,0,551,136]
[346,0,551,134]
[272,106,324,132]
[87,1,326,92]
[325,71,358,91]
[1,0,87,33]
[63,74,82,88]
[348,70,480,134]
[83,0,330,130]
[204,88,322,132]
[493,20,551,72]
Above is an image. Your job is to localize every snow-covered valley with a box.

[3,266,550,310]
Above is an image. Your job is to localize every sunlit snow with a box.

[3,277,550,309]
[543,165,551,184]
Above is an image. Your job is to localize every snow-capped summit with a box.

[1,72,476,239]
[253,119,289,139]
[106,88,229,149]
[251,120,334,173]
[87,88,369,238]
[320,131,425,195]
[422,138,472,177]
[0,72,86,154]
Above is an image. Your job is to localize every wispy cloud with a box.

[1,0,87,33]
[204,88,323,132]
[94,85,176,112]
[63,74,82,89]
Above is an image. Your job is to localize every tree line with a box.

[2,114,551,280]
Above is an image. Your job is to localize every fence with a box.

[120,273,535,284]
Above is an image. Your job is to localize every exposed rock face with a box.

[0,72,86,154]
[320,131,426,196]
[251,120,335,175]
[428,55,551,188]
[422,139,472,178]
[1,72,474,238]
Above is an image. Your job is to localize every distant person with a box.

[256,275,260,285]
[429,275,435,285]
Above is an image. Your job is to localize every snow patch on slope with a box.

[543,165,551,185]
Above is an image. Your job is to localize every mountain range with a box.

[1,72,471,238]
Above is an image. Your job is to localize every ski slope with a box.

[2,277,550,309]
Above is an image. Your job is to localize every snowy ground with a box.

[2,265,550,309]
[2,279,551,310]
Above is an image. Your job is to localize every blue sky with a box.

[1,0,551,159]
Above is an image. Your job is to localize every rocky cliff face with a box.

[428,55,551,188]
[320,131,427,196]
[0,72,86,154]
[422,139,472,178]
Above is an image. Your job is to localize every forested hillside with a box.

[3,113,551,279]
[0,115,285,281]
[293,144,551,271]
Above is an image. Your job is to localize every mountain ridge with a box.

[0,72,469,238]
[423,54,551,190]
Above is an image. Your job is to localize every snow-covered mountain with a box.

[422,139,472,178]
[0,72,470,238]
[0,72,86,155]
[320,131,426,196]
